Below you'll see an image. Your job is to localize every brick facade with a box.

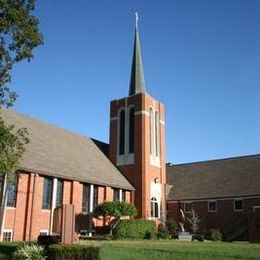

[167,197,260,240]
[2,171,131,241]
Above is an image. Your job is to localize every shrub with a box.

[0,242,22,255]
[13,243,46,259]
[113,219,156,240]
[192,234,204,242]
[37,235,60,248]
[205,229,222,241]
[165,218,178,236]
[48,244,100,260]
[157,224,170,239]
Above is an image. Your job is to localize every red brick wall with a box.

[167,197,260,240]
[2,171,132,241]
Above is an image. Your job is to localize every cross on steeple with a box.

[135,12,138,29]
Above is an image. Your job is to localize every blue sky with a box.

[11,0,260,163]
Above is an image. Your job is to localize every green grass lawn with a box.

[1,240,260,259]
[96,240,260,260]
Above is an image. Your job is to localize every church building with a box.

[0,15,259,242]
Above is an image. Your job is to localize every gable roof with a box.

[167,154,260,201]
[1,110,134,190]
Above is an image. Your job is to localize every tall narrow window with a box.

[82,184,90,213]
[113,188,120,201]
[6,176,18,207]
[0,175,4,205]
[56,179,63,208]
[122,190,126,201]
[42,177,53,210]
[119,109,125,155]
[93,185,99,210]
[155,111,159,157]
[151,197,159,218]
[129,107,135,153]
[149,108,154,155]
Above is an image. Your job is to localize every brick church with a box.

[0,17,259,242]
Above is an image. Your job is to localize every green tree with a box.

[0,0,43,240]
[0,0,43,107]
[93,201,137,234]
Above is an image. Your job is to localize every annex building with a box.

[0,18,259,242]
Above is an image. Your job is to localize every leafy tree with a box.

[0,0,43,240]
[93,201,137,234]
[0,0,43,107]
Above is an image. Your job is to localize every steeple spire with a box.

[128,12,146,96]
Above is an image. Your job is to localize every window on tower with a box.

[151,197,159,218]
[119,109,125,155]
[129,107,135,153]
[149,107,161,167]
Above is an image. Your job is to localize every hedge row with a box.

[48,244,100,260]
[0,242,24,255]
[113,219,156,239]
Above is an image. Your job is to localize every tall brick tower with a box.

[109,14,166,219]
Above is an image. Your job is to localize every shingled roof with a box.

[167,154,260,201]
[2,110,134,190]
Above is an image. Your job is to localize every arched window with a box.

[149,108,154,155]
[119,109,125,155]
[129,107,135,153]
[155,111,159,157]
[151,197,159,218]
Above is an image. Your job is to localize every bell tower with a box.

[109,13,166,219]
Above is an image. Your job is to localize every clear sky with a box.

[10,0,260,164]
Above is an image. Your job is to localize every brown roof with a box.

[167,154,260,201]
[2,110,134,190]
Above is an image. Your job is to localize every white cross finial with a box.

[135,12,139,29]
